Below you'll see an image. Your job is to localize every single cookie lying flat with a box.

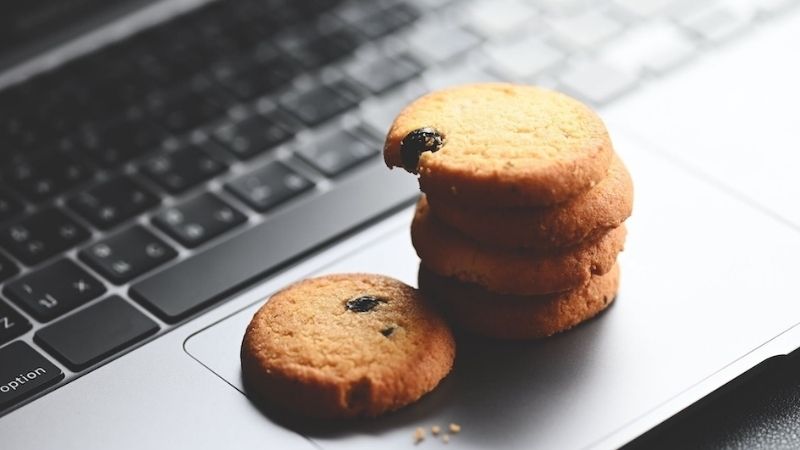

[419,264,620,339]
[411,198,625,295]
[241,274,455,419]
[426,154,633,250]
[384,83,613,207]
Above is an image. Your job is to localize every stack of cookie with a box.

[383,83,632,339]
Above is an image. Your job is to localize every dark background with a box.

[627,350,800,449]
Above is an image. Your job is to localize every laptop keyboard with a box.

[0,0,796,415]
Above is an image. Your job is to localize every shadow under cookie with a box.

[418,264,620,340]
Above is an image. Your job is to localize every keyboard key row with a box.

[140,146,226,194]
[4,259,105,323]
[2,153,90,203]
[0,139,375,272]
[213,109,299,160]
[63,118,169,168]
[0,209,89,266]
[67,175,159,230]
[152,193,247,248]
[131,162,419,323]
[80,226,177,285]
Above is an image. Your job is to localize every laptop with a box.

[2,0,800,448]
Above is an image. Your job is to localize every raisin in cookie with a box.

[384,83,613,207]
[426,154,633,250]
[419,264,620,340]
[411,198,625,295]
[241,273,455,419]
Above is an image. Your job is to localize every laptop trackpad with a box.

[185,130,800,449]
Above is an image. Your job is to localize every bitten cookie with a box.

[426,154,633,250]
[419,264,620,339]
[384,83,613,207]
[411,198,625,295]
[241,274,455,419]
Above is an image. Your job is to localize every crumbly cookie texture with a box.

[426,154,633,250]
[411,198,625,295]
[384,83,613,207]
[419,264,620,339]
[241,274,455,419]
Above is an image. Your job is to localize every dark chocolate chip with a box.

[346,295,382,312]
[400,127,445,173]
[380,326,395,337]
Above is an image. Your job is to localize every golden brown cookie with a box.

[418,264,620,340]
[426,154,633,250]
[383,83,613,207]
[411,198,625,295]
[241,274,455,419]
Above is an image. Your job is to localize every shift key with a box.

[0,342,63,410]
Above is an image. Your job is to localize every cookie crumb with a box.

[431,425,441,435]
[442,434,450,444]
[414,427,425,444]
[449,423,461,434]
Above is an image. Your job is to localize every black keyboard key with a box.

[79,226,177,284]
[282,28,364,69]
[0,301,31,345]
[68,175,159,230]
[67,119,168,168]
[213,110,299,159]
[0,253,19,283]
[148,77,235,133]
[211,53,300,100]
[140,147,226,194]
[3,153,90,203]
[345,52,422,94]
[0,190,23,222]
[130,162,418,323]
[0,209,90,266]
[0,342,63,411]
[152,193,246,248]
[278,80,361,126]
[35,296,159,371]
[295,128,380,176]
[356,3,421,39]
[4,259,105,322]
[226,160,313,212]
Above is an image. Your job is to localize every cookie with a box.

[411,198,625,295]
[383,83,613,207]
[426,154,633,250]
[240,274,455,419]
[418,264,620,339]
